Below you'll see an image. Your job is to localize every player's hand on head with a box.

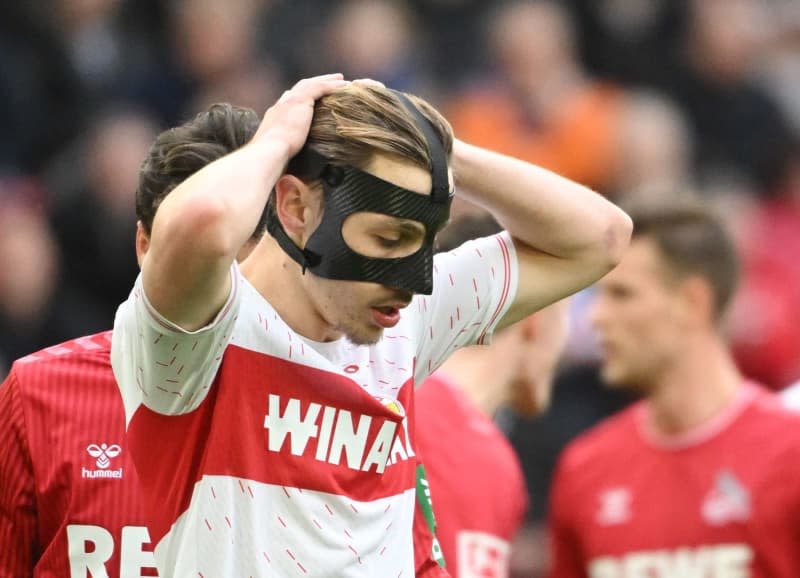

[255,73,349,156]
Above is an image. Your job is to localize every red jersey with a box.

[548,383,800,578]
[414,373,528,578]
[0,332,158,577]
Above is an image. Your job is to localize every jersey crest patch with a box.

[701,469,750,525]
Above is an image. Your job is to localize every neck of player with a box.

[646,332,742,437]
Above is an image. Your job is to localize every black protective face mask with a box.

[267,92,452,295]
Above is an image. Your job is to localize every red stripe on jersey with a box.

[0,332,157,577]
[0,373,36,575]
[478,235,512,345]
[128,345,417,546]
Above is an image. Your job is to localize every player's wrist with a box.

[249,133,295,172]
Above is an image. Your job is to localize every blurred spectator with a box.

[569,0,688,90]
[0,5,85,173]
[754,0,800,134]
[0,186,103,374]
[54,0,155,105]
[446,0,626,193]
[255,0,331,81]
[321,0,436,96]
[408,0,491,92]
[611,89,694,202]
[48,107,159,329]
[133,0,277,126]
[673,0,794,193]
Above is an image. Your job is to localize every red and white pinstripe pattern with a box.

[0,332,157,577]
[111,232,518,576]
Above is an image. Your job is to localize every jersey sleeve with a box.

[547,452,587,578]
[413,232,518,384]
[111,264,242,422]
[0,371,37,577]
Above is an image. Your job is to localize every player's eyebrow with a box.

[373,215,426,236]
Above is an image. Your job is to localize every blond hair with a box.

[307,85,453,171]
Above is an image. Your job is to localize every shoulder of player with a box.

[432,231,509,264]
[10,332,114,389]
[557,404,641,473]
[744,384,800,432]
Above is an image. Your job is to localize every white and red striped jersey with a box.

[0,331,158,577]
[111,233,517,576]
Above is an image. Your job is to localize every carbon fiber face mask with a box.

[267,93,452,295]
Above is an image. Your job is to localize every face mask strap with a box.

[265,147,332,273]
[391,91,452,204]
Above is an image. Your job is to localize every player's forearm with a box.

[141,136,290,330]
[452,139,632,272]
[150,136,291,264]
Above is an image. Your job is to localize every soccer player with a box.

[110,74,632,576]
[413,213,570,578]
[0,102,264,577]
[547,197,800,578]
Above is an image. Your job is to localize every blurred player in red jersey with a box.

[0,103,264,577]
[413,214,570,578]
[109,74,631,576]
[547,196,800,578]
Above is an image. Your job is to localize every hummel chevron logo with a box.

[83,443,124,479]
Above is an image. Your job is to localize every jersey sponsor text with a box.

[67,524,157,577]
[262,394,414,474]
[589,544,753,578]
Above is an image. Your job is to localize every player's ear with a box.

[135,221,149,267]
[274,175,320,244]
[679,276,714,328]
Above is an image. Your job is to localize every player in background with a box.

[0,103,264,578]
[110,74,631,576]
[413,213,570,578]
[547,196,800,578]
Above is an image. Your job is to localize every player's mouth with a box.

[369,296,411,329]
[370,305,402,328]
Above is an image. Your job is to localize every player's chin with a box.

[345,323,384,346]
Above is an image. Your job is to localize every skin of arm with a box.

[140,75,348,331]
[451,139,632,329]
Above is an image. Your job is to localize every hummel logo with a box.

[595,487,632,526]
[82,443,124,480]
[87,443,121,469]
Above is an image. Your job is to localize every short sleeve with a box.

[0,371,37,576]
[413,232,518,383]
[111,264,242,422]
